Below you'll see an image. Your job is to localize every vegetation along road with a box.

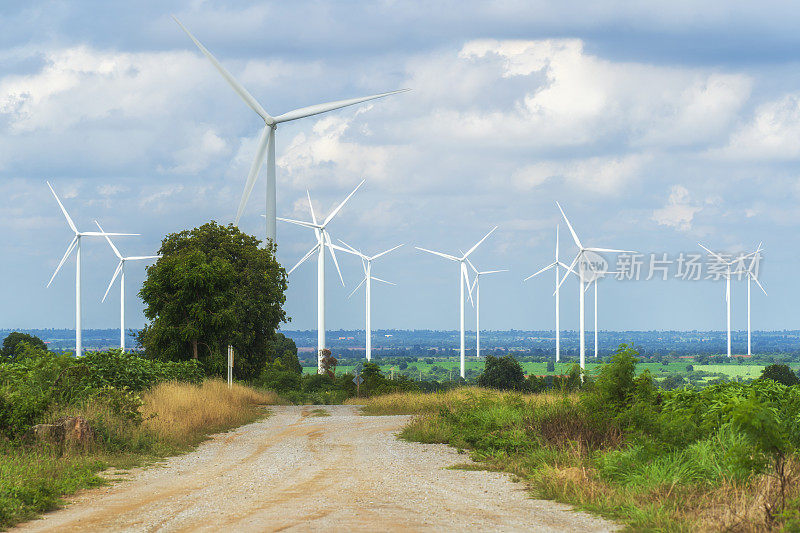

[15,405,617,532]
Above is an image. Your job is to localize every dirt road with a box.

[15,405,617,532]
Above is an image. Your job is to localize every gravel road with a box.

[15,405,618,532]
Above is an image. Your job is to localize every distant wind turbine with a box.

[416,227,497,379]
[466,259,507,359]
[556,203,635,372]
[524,226,577,362]
[46,182,138,357]
[278,181,364,373]
[698,243,759,357]
[95,220,160,352]
[173,16,409,244]
[742,243,767,356]
[331,240,403,362]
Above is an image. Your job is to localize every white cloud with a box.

[511,154,649,194]
[719,93,800,159]
[652,185,701,231]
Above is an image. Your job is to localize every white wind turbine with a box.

[46,182,138,357]
[524,226,577,362]
[416,227,497,379]
[698,244,759,358]
[466,259,507,359]
[278,181,364,373]
[742,243,767,356]
[95,221,160,352]
[556,203,635,373]
[331,240,403,362]
[174,17,408,244]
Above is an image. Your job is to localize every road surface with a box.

[15,405,617,532]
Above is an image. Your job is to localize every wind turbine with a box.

[524,226,577,362]
[556,202,635,373]
[173,17,408,244]
[331,240,403,362]
[278,180,364,373]
[698,243,759,357]
[46,182,138,357]
[466,259,507,359]
[95,221,160,352]
[416,226,497,379]
[742,243,767,356]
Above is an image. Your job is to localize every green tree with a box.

[594,344,638,410]
[760,364,800,387]
[477,354,526,391]
[137,222,288,380]
[546,360,555,372]
[0,332,47,360]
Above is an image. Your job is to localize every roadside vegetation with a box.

[0,343,277,529]
[359,345,800,531]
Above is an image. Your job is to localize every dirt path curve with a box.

[15,405,618,532]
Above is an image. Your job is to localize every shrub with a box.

[477,354,527,391]
[761,364,800,387]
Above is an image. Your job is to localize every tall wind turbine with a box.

[278,181,364,373]
[416,227,497,379]
[556,203,634,372]
[332,240,403,362]
[466,259,507,359]
[46,182,138,357]
[174,17,408,244]
[95,221,160,352]
[742,243,767,356]
[524,226,577,362]
[698,244,759,357]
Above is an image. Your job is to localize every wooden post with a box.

[227,345,233,388]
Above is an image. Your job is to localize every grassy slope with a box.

[0,380,278,529]
[357,388,800,532]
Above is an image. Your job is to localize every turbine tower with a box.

[332,240,403,362]
[742,243,767,356]
[416,226,497,379]
[46,182,137,357]
[466,259,507,358]
[174,17,408,244]
[95,221,160,352]
[279,181,364,373]
[698,244,760,357]
[524,226,577,362]
[556,202,634,372]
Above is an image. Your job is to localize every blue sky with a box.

[1,1,799,333]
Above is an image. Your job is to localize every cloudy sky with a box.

[2,0,800,335]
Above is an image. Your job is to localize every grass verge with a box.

[0,379,278,529]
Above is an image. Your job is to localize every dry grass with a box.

[351,386,576,415]
[141,379,279,446]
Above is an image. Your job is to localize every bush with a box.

[761,364,800,387]
[0,333,47,360]
[476,354,527,391]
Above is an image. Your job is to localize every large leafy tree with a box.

[137,222,288,379]
[760,364,800,387]
[477,354,526,390]
[0,332,48,360]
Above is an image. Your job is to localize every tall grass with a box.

[0,379,278,529]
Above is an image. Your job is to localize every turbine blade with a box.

[47,181,78,233]
[415,247,459,261]
[554,254,580,295]
[306,190,318,225]
[327,242,360,257]
[337,238,363,257]
[464,226,498,258]
[102,261,124,303]
[586,247,637,254]
[124,255,161,261]
[323,179,365,226]
[556,201,582,249]
[555,224,559,262]
[235,125,271,225]
[288,244,320,275]
[325,233,345,286]
[276,217,321,230]
[480,269,508,275]
[94,220,123,259]
[370,243,403,261]
[80,232,139,237]
[462,263,474,307]
[371,276,395,285]
[172,16,273,123]
[347,276,367,298]
[698,243,726,263]
[465,257,478,274]
[273,89,410,123]
[524,262,556,281]
[753,277,768,296]
[47,236,78,287]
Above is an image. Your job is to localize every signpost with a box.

[353,371,364,397]
[227,345,234,388]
